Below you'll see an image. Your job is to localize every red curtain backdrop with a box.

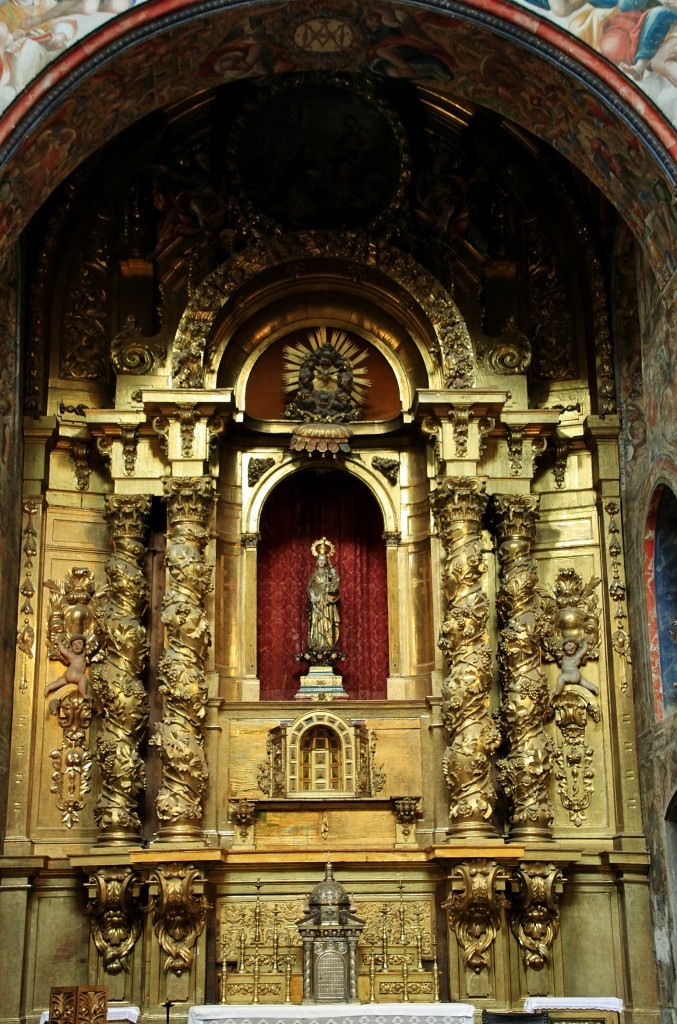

[257,469,388,700]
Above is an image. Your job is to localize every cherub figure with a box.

[554,637,599,697]
[45,635,88,698]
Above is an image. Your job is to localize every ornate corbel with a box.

[178,405,200,458]
[49,694,94,827]
[229,798,257,844]
[443,860,507,973]
[120,425,139,476]
[506,426,524,476]
[391,796,422,841]
[509,861,564,971]
[148,863,210,975]
[152,415,170,458]
[552,437,571,488]
[450,407,471,457]
[87,867,144,974]
[71,438,93,491]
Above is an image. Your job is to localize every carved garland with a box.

[171,232,474,390]
[90,495,151,843]
[150,477,215,839]
[431,478,499,838]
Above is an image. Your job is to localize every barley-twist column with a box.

[431,477,499,838]
[493,494,553,840]
[151,476,215,843]
[91,494,151,845]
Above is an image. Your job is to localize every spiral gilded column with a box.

[151,476,215,843]
[91,494,151,845]
[493,494,553,840]
[431,477,499,839]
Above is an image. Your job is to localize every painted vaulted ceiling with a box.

[0,0,675,283]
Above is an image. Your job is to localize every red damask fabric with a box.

[257,469,389,700]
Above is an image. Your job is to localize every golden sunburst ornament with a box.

[283,326,371,423]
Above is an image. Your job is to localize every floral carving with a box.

[540,567,601,666]
[43,566,107,665]
[493,495,553,840]
[49,694,93,827]
[151,477,215,839]
[431,477,499,837]
[90,495,151,843]
[551,690,601,824]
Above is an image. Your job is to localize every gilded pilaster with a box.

[91,494,152,845]
[493,495,554,840]
[431,477,499,838]
[151,477,215,843]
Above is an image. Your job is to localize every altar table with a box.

[188,1003,476,1024]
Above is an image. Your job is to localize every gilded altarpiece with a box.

[0,71,656,1024]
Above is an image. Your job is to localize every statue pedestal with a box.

[295,665,348,700]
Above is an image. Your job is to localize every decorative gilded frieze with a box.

[86,867,143,974]
[49,693,93,828]
[151,477,215,841]
[148,863,210,975]
[493,495,553,840]
[509,861,564,971]
[443,860,507,973]
[551,690,600,825]
[431,477,499,838]
[90,495,151,844]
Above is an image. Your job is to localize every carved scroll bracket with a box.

[509,861,564,972]
[443,860,508,991]
[86,867,144,975]
[148,863,210,975]
[502,412,559,479]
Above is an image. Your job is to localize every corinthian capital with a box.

[163,476,215,526]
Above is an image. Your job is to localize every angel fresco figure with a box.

[307,537,341,655]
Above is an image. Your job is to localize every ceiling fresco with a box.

[0,0,675,284]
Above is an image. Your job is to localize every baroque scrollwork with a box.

[443,860,507,973]
[90,495,151,844]
[487,316,532,375]
[148,863,210,975]
[431,477,499,838]
[43,566,107,665]
[540,567,601,667]
[171,233,473,390]
[111,314,166,374]
[551,690,601,825]
[49,693,93,828]
[87,867,144,974]
[493,495,553,840]
[509,861,564,971]
[150,477,215,839]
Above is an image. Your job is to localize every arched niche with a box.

[256,468,390,701]
[644,484,677,719]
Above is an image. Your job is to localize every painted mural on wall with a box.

[1,0,677,125]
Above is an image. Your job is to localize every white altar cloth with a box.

[188,1003,475,1024]
[524,999,623,1014]
[40,1009,140,1024]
